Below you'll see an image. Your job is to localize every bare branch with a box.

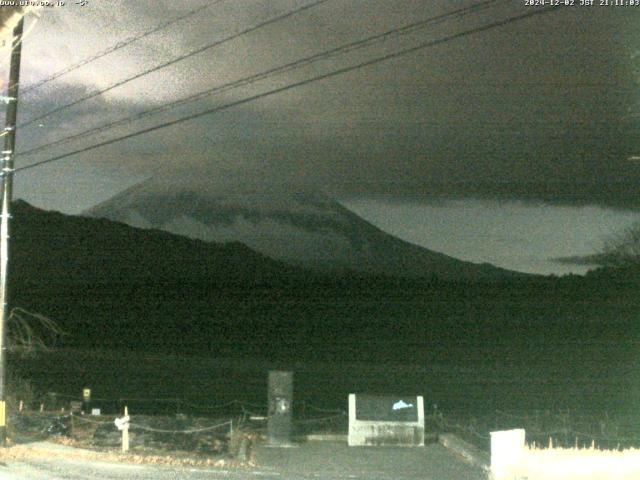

[7,307,66,357]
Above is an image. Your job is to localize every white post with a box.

[122,406,129,453]
[348,394,356,424]
[490,428,525,480]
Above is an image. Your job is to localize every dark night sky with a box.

[4,0,640,273]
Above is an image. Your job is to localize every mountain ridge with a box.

[5,199,638,362]
[84,181,527,281]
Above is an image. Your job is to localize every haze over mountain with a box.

[84,179,524,281]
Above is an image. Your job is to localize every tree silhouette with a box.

[597,223,640,268]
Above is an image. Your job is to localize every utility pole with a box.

[0,17,25,444]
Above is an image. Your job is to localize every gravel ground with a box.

[0,440,488,479]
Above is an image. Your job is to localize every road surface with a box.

[0,440,489,479]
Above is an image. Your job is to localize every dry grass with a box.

[494,445,640,480]
[0,439,255,469]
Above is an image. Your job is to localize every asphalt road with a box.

[0,459,277,480]
[0,441,489,479]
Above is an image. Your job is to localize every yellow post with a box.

[0,400,5,428]
[82,388,91,414]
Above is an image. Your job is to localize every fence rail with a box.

[16,392,640,450]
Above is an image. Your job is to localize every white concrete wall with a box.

[490,429,525,479]
[348,394,425,447]
[490,429,640,480]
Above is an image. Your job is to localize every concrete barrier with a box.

[348,394,424,447]
[490,429,525,479]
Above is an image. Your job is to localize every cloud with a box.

[552,254,602,267]
[13,1,640,211]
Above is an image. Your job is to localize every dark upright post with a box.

[267,370,293,446]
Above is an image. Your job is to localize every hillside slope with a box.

[7,200,637,368]
[85,181,523,281]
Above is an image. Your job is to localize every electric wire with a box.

[19,0,330,129]
[19,0,506,158]
[16,6,558,173]
[21,1,221,95]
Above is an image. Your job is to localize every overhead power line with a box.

[20,0,505,157]
[22,1,221,95]
[19,0,330,129]
[16,5,558,174]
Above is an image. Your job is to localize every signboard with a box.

[348,394,425,447]
[355,395,419,422]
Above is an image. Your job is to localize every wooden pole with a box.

[0,16,24,446]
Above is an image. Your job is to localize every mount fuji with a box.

[84,179,522,281]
